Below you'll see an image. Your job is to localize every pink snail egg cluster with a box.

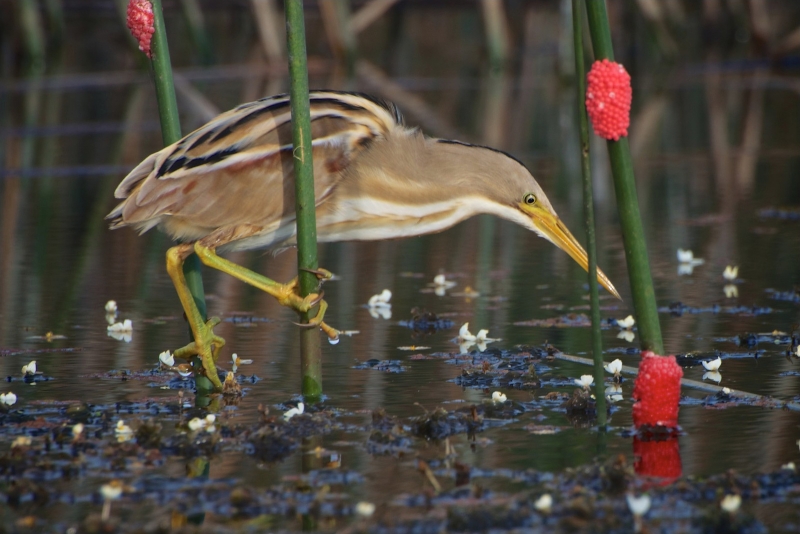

[585,59,632,141]
[126,0,155,59]
[632,350,683,429]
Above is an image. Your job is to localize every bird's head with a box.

[439,140,620,299]
[515,185,620,299]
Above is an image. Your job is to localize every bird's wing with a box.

[106,91,403,243]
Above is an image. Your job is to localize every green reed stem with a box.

[572,0,606,427]
[150,0,211,390]
[584,0,663,354]
[285,0,323,400]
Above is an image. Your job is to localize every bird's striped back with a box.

[107,91,405,238]
[112,91,403,199]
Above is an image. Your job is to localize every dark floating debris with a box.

[714,332,792,347]
[353,359,407,373]
[409,406,484,440]
[222,313,274,324]
[514,313,616,328]
[661,301,773,317]
[758,207,800,220]
[398,307,454,333]
[675,350,764,368]
[765,287,800,303]
[680,389,786,410]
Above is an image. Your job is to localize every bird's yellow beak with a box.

[522,203,621,299]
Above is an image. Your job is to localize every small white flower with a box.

[604,359,623,377]
[575,375,594,389]
[703,371,722,384]
[114,420,133,442]
[367,289,392,307]
[723,284,738,298]
[21,361,37,376]
[459,323,476,342]
[368,306,392,319]
[617,330,635,343]
[0,392,17,406]
[72,423,85,439]
[605,384,623,402]
[107,319,133,342]
[203,415,217,432]
[491,391,507,403]
[158,350,174,368]
[534,493,553,513]
[283,402,305,421]
[457,324,499,353]
[723,265,739,281]
[12,436,32,448]
[433,274,456,287]
[188,417,206,432]
[107,319,133,332]
[677,249,704,264]
[720,494,741,513]
[355,501,376,517]
[626,493,651,516]
[782,461,796,472]
[617,315,635,329]
[231,353,253,372]
[678,262,697,276]
[432,274,456,295]
[104,300,118,314]
[100,480,123,501]
[702,357,722,371]
[722,387,732,395]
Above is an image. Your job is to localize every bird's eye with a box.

[523,193,537,205]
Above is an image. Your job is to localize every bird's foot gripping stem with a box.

[192,243,340,342]
[166,247,226,392]
[172,316,226,390]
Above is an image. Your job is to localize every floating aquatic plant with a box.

[720,494,741,513]
[431,273,457,296]
[0,392,17,406]
[723,265,739,281]
[283,402,305,421]
[574,374,594,389]
[491,391,507,403]
[457,323,499,353]
[21,360,36,376]
[534,493,553,513]
[604,358,622,377]
[617,315,635,329]
[158,350,174,367]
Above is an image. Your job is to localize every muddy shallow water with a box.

[2,2,800,532]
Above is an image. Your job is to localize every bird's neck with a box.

[315,133,532,243]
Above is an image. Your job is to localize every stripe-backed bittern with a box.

[108,91,619,391]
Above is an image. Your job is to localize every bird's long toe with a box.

[172,317,225,391]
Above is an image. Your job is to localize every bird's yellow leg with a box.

[192,243,340,340]
[165,246,225,391]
